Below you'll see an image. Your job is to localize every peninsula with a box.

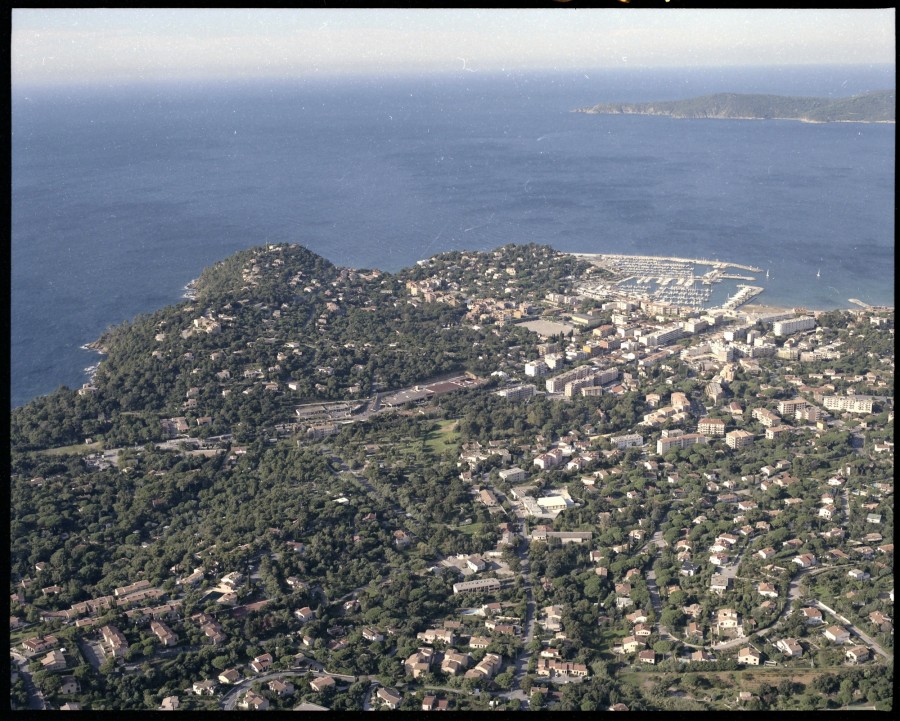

[573,90,895,124]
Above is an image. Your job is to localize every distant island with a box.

[573,90,895,123]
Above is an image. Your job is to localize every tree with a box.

[494,670,515,690]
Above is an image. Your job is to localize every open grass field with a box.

[423,419,460,456]
[617,664,891,710]
[38,441,104,456]
[456,522,485,536]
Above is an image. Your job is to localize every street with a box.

[11,650,47,710]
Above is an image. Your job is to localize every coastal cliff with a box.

[573,90,895,123]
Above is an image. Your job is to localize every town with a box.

[10,242,894,711]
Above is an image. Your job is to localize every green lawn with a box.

[456,522,485,536]
[38,441,104,456]
[423,419,460,456]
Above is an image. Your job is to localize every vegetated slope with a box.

[9,242,593,451]
[574,90,895,123]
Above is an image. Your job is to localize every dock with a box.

[721,284,764,310]
[573,252,762,274]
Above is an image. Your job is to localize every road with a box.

[221,665,361,710]
[11,651,47,710]
[640,528,677,643]
[511,518,536,690]
[710,566,822,652]
[813,601,892,659]
[707,564,882,655]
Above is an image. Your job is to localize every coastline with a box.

[570,252,893,314]
[572,109,896,125]
[81,340,109,355]
[80,342,107,384]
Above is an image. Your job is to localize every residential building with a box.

[41,649,67,671]
[218,668,241,685]
[698,418,726,436]
[657,431,708,455]
[417,628,455,645]
[775,638,803,657]
[192,679,217,696]
[762,421,793,441]
[772,316,816,336]
[100,625,128,659]
[376,687,402,709]
[498,467,526,484]
[150,620,178,647]
[250,653,273,674]
[362,628,384,642]
[800,607,823,625]
[752,408,781,427]
[495,384,536,401]
[609,433,644,449]
[824,626,851,644]
[21,635,59,655]
[404,648,435,678]
[440,650,472,676]
[268,679,294,697]
[726,430,754,449]
[452,578,502,595]
[465,653,503,679]
[310,676,336,693]
[738,646,761,665]
[822,395,874,414]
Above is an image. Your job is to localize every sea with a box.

[11,64,895,408]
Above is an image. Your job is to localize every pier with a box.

[721,284,764,310]
[848,298,872,309]
[573,252,762,274]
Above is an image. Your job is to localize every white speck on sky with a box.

[11,8,895,87]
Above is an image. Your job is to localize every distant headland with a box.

[573,90,895,124]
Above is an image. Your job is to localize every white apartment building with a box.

[773,316,816,336]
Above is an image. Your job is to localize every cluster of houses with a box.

[11,247,893,710]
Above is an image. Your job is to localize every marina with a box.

[575,252,765,311]
[573,252,763,274]
[722,284,764,310]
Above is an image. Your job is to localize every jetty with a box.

[573,252,762,274]
[721,284,764,310]
[848,298,872,309]
[572,250,767,311]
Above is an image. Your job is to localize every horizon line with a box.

[12,61,896,92]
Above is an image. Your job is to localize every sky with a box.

[11,8,896,87]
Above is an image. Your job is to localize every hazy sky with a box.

[11,8,896,87]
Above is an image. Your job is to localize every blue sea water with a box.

[11,65,895,408]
